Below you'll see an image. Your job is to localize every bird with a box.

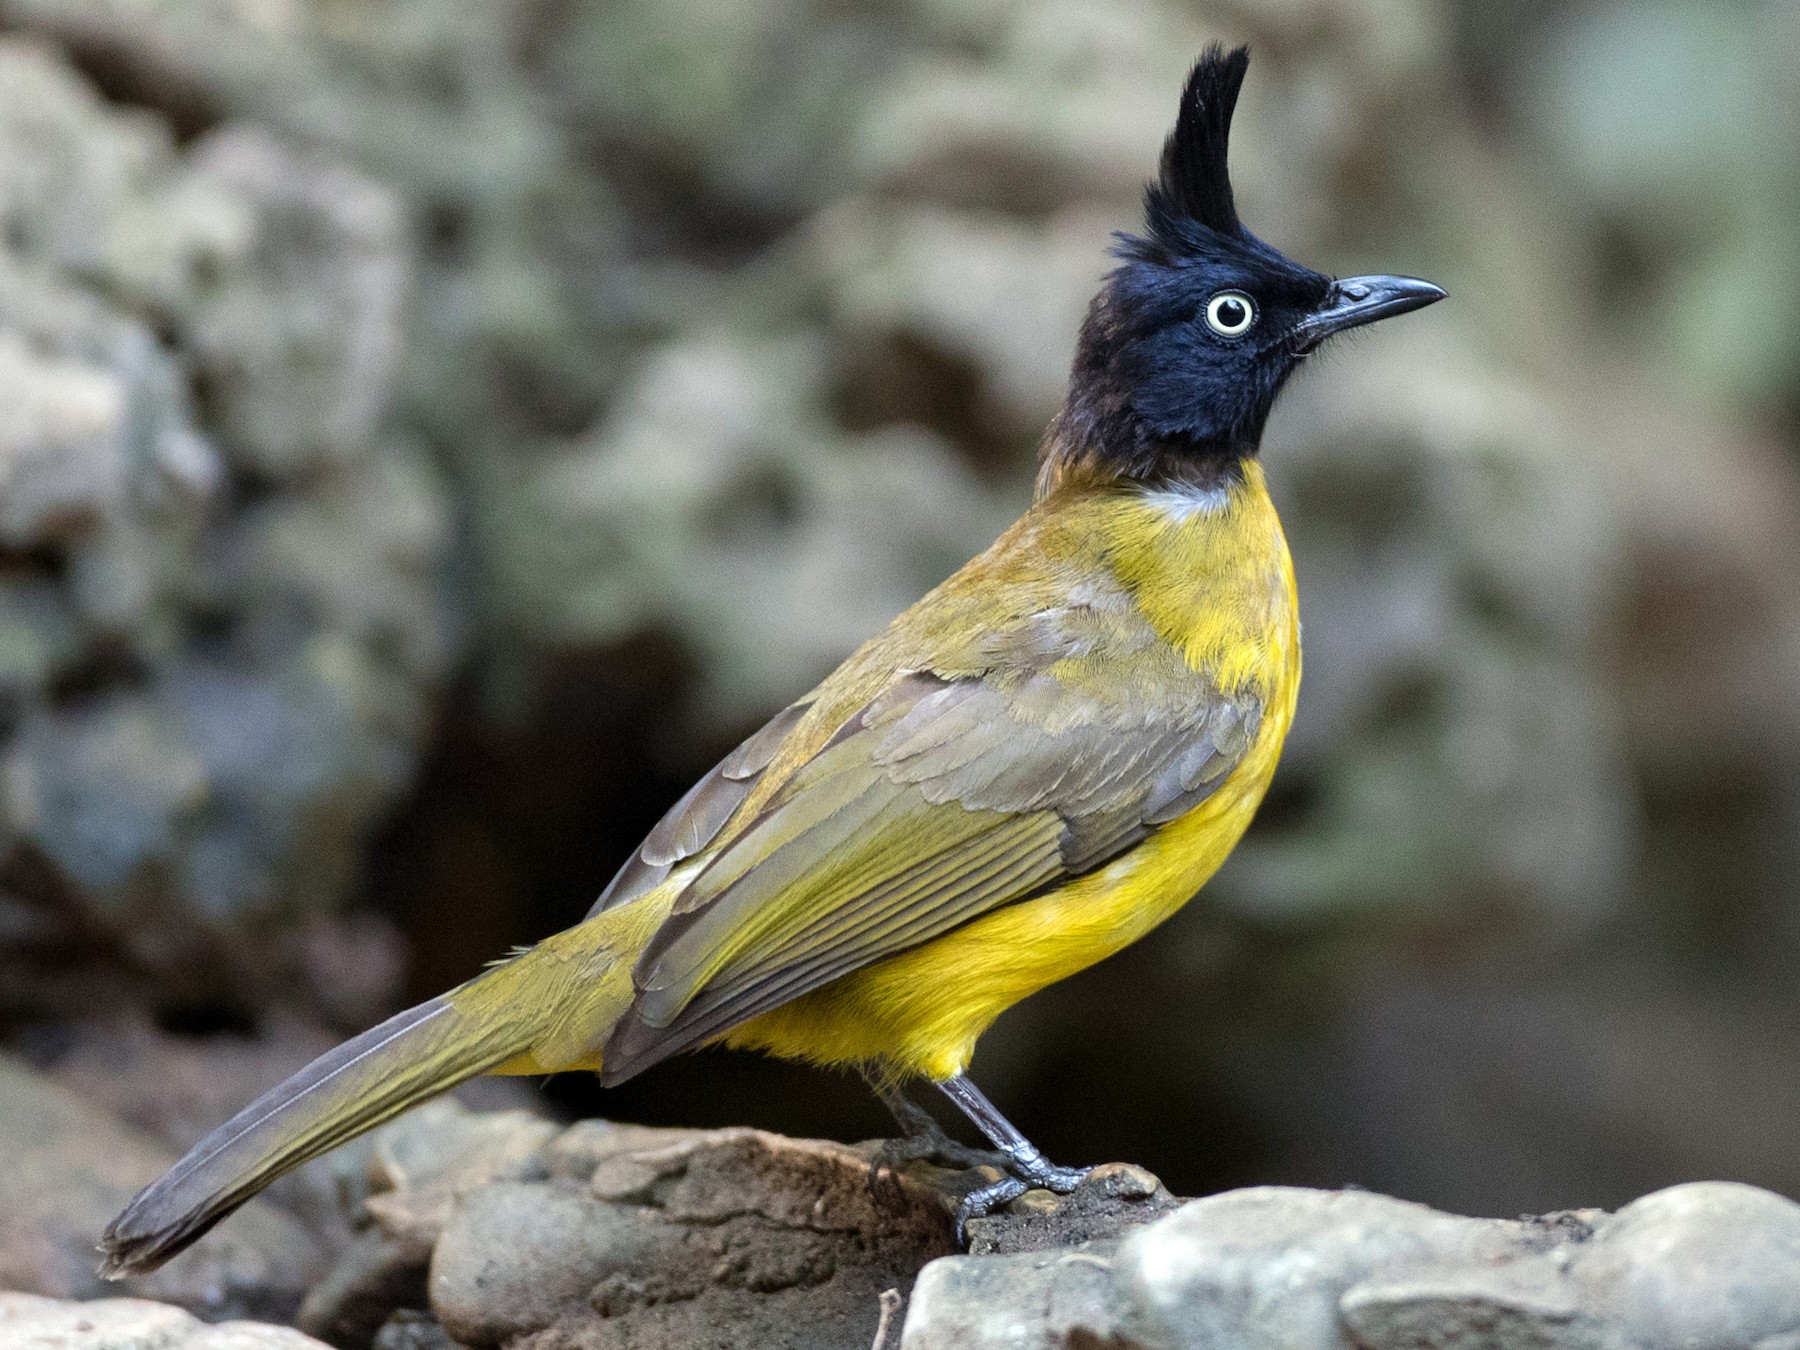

[99,44,1443,1273]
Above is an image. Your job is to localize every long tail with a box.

[98,898,664,1277]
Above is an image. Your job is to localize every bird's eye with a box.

[1204,291,1256,337]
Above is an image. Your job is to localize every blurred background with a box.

[1,0,1798,1272]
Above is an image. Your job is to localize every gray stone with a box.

[1110,1187,1509,1350]
[0,1055,325,1322]
[0,327,132,545]
[0,579,76,712]
[0,1293,330,1349]
[539,1117,714,1183]
[1571,1182,1800,1350]
[426,1124,952,1349]
[486,333,1016,722]
[1,699,208,906]
[359,1099,558,1247]
[1236,331,1632,931]
[371,1310,460,1350]
[0,29,454,1025]
[14,1091,1800,1350]
[900,1246,1121,1350]
[293,1098,555,1345]
[1338,1279,1599,1350]
[429,1178,692,1345]
[295,1231,433,1350]
[815,202,1111,428]
[904,1181,1800,1350]
[170,125,408,479]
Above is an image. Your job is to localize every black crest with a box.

[1147,44,1249,243]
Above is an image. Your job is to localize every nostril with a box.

[1340,282,1371,301]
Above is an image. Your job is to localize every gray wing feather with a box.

[599,596,1265,1081]
[585,701,812,919]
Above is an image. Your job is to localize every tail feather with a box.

[98,892,674,1277]
[96,987,530,1276]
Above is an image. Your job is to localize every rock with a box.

[0,32,454,1027]
[427,1125,953,1349]
[1238,326,1632,931]
[305,1106,957,1343]
[2,698,209,911]
[1516,1,1800,407]
[814,201,1112,431]
[292,1102,553,1344]
[542,1117,718,1186]
[287,1106,1800,1350]
[1573,1182,1800,1350]
[293,1098,556,1347]
[964,1162,1182,1255]
[371,1309,460,1350]
[1337,1279,1593,1350]
[487,334,1016,722]
[295,1232,434,1350]
[0,1054,326,1322]
[904,1181,1800,1350]
[35,1014,343,1155]
[0,1292,330,1349]
[360,1100,560,1248]
[431,1178,675,1344]
[10,1094,1794,1350]
[1111,1187,1528,1350]
[899,1245,1123,1350]
[0,328,132,546]
[168,125,408,479]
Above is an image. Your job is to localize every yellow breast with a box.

[726,462,1301,1080]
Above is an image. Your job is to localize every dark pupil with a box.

[1216,298,1246,327]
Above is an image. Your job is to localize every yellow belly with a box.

[722,696,1293,1080]
[725,463,1302,1081]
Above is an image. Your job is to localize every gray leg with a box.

[863,1073,1009,1189]
[937,1074,1090,1241]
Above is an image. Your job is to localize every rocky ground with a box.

[6,1048,1800,1350]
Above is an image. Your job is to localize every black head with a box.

[1055,46,1444,485]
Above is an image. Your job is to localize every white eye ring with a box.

[1204,291,1256,337]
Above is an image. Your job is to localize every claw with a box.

[954,1175,1029,1245]
[953,1151,1092,1244]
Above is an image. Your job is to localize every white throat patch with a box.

[1139,479,1234,523]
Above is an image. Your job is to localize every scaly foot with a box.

[932,1074,1092,1245]
[868,1088,1010,1192]
[952,1145,1091,1244]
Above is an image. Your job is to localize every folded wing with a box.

[596,595,1261,1083]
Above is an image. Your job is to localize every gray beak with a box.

[1291,274,1447,353]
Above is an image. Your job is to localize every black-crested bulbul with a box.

[101,44,1443,1268]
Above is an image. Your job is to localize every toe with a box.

[867,1134,932,1189]
[1035,1163,1091,1194]
[953,1176,1030,1246]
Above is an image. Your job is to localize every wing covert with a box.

[584,700,812,920]
[596,605,1262,1082]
